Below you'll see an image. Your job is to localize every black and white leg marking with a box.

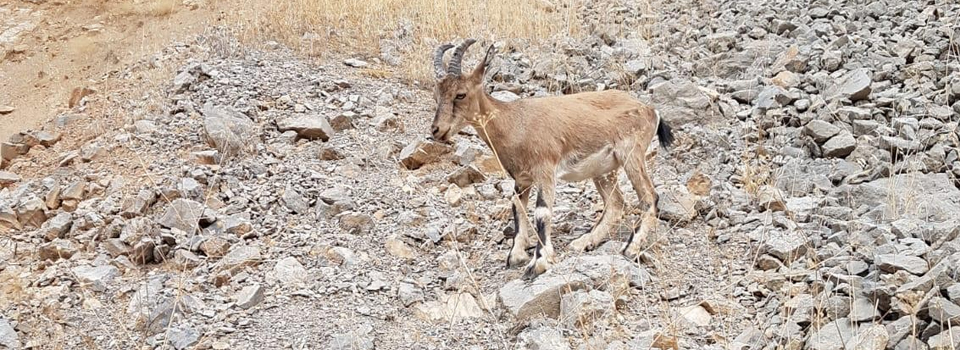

[523,186,556,280]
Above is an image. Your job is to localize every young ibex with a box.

[431,39,675,279]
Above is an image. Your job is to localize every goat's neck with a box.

[470,92,515,152]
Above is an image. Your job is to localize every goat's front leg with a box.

[507,185,533,268]
[523,183,557,280]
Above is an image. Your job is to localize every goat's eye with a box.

[455,93,466,100]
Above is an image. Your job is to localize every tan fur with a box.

[431,40,670,278]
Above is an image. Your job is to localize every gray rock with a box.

[327,247,358,267]
[657,187,698,223]
[649,79,715,125]
[399,140,452,170]
[946,284,960,302]
[16,197,46,229]
[447,165,485,188]
[552,255,652,289]
[762,231,808,264]
[39,239,77,261]
[178,177,203,199]
[560,290,614,329]
[0,204,19,230]
[398,282,424,307]
[491,90,521,102]
[1,142,28,161]
[498,273,590,321]
[876,254,929,275]
[846,260,869,275]
[413,293,484,322]
[822,50,843,71]
[886,316,921,347]
[274,257,307,286]
[220,245,262,271]
[0,318,19,350]
[757,185,786,211]
[879,136,922,155]
[785,197,819,218]
[134,120,158,134]
[202,103,260,158]
[849,297,880,322]
[281,187,310,214]
[754,86,797,109]
[891,218,925,239]
[120,189,157,218]
[385,235,416,259]
[624,59,647,74]
[895,336,927,350]
[928,330,960,350]
[730,327,763,350]
[784,294,815,325]
[851,324,888,350]
[40,212,72,241]
[822,131,856,158]
[72,265,120,292]
[235,284,265,309]
[326,324,374,350]
[0,171,20,186]
[838,106,872,120]
[221,215,253,238]
[805,318,855,350]
[517,326,570,350]
[168,326,199,350]
[144,296,199,335]
[191,150,220,165]
[39,125,74,144]
[926,297,960,327]
[102,238,132,257]
[804,120,841,143]
[453,144,477,166]
[0,105,14,114]
[158,199,208,234]
[343,58,368,68]
[61,181,85,201]
[841,173,960,222]
[200,236,231,258]
[927,106,955,121]
[826,68,872,101]
[277,115,335,141]
[171,249,201,269]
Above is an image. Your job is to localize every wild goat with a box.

[430,39,675,279]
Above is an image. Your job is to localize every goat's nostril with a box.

[431,126,439,135]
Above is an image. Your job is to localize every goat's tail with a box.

[655,109,675,149]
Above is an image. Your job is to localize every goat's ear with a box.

[472,43,497,79]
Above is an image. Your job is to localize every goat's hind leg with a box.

[618,144,660,260]
[569,171,624,252]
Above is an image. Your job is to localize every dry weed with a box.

[218,0,582,82]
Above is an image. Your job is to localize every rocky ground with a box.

[2,0,960,349]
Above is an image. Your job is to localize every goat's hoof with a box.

[622,246,641,262]
[507,251,530,268]
[568,236,595,253]
[521,258,551,280]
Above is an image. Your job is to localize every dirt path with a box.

[0,0,218,141]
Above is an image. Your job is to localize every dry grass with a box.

[217,0,582,82]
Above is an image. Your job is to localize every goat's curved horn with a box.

[434,43,454,79]
[447,38,477,76]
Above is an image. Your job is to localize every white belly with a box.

[556,146,618,182]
